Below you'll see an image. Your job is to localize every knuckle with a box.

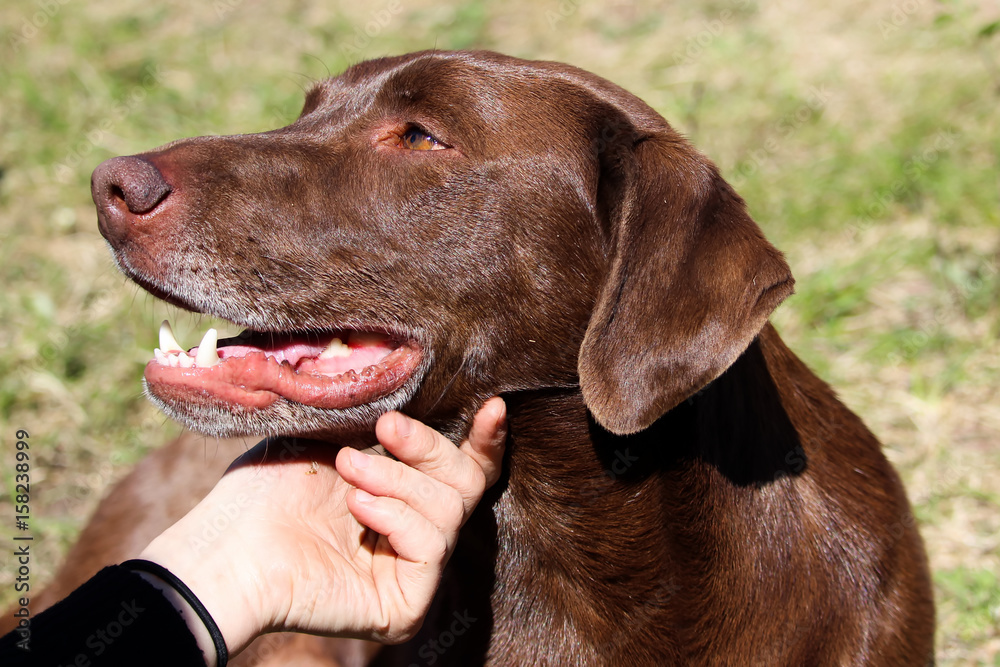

[429,531,450,562]
[387,614,425,645]
[471,464,488,490]
[404,434,445,469]
[442,488,466,524]
[460,464,487,498]
[377,456,412,493]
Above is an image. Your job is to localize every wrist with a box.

[137,524,262,659]
[131,567,224,667]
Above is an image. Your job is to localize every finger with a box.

[458,397,507,489]
[345,489,453,644]
[336,447,465,540]
[374,412,490,519]
[345,488,449,568]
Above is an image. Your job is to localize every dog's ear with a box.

[579,128,793,436]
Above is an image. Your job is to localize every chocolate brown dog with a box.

[25,51,936,665]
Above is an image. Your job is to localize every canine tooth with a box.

[158,320,184,353]
[194,329,220,368]
[318,337,351,359]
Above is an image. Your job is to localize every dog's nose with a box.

[92,156,172,242]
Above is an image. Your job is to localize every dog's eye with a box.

[399,127,447,151]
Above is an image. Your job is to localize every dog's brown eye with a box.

[399,127,446,151]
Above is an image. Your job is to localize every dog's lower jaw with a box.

[143,379,421,444]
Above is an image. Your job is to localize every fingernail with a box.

[393,411,413,438]
[355,488,375,503]
[349,448,371,469]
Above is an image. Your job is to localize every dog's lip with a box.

[144,323,424,411]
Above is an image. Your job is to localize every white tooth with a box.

[154,348,166,365]
[178,352,194,368]
[318,337,351,359]
[159,320,183,353]
[194,329,220,368]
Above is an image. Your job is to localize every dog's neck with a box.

[379,326,901,664]
[458,328,810,660]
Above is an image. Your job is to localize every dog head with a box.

[92,50,792,441]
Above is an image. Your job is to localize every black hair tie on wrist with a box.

[122,559,229,667]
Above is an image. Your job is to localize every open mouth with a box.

[145,320,423,411]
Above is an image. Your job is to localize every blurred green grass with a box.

[0,0,997,662]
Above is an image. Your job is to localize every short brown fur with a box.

[6,51,934,665]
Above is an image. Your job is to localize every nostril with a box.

[92,156,172,216]
[110,184,126,204]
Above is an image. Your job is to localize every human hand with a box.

[137,398,507,663]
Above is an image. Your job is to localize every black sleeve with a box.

[0,565,209,666]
